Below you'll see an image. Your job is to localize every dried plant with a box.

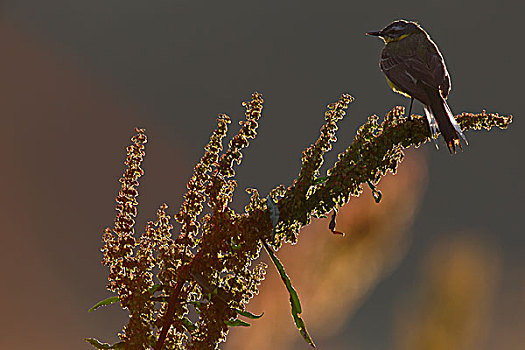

[87,92,512,349]
[225,151,427,349]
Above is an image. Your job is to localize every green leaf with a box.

[181,317,198,332]
[225,319,251,327]
[148,283,162,294]
[262,241,316,348]
[90,285,161,313]
[85,338,125,349]
[233,308,264,319]
[230,237,241,250]
[313,176,328,185]
[88,296,119,312]
[366,180,382,203]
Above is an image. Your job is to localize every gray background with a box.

[1,1,522,349]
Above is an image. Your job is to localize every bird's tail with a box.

[424,90,467,154]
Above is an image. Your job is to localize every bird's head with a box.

[367,20,421,43]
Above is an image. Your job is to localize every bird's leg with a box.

[407,97,414,120]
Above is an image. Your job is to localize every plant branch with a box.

[91,93,512,350]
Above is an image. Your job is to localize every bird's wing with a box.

[380,49,428,101]
[380,43,450,100]
[426,47,451,99]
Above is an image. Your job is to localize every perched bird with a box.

[367,20,467,153]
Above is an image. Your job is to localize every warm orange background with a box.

[1,2,523,349]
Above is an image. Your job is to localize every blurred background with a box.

[0,1,522,349]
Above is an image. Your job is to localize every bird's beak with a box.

[366,31,382,37]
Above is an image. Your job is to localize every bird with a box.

[367,19,467,153]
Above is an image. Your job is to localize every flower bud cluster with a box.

[94,96,512,349]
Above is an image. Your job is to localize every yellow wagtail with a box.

[367,20,467,153]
